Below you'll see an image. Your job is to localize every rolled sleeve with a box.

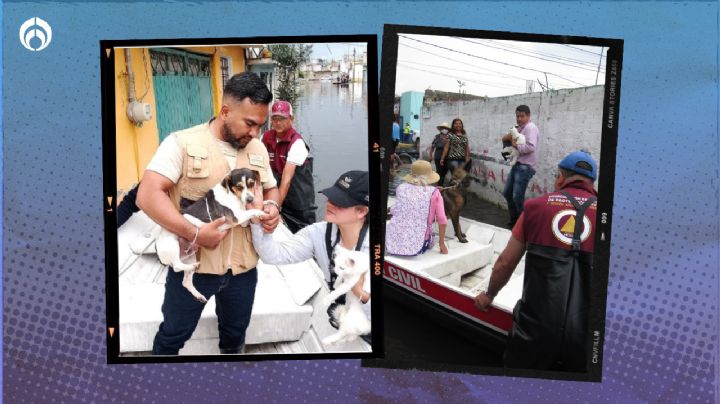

[262,165,278,189]
[286,139,309,166]
[145,133,183,183]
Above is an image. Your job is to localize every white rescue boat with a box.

[116,212,371,356]
[383,214,525,336]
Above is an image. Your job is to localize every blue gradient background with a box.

[3,1,718,403]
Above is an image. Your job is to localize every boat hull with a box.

[383,260,513,335]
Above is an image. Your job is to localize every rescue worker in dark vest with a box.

[261,100,317,233]
[474,151,599,372]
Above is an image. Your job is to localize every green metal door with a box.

[150,48,214,141]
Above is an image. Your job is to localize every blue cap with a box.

[558,151,597,180]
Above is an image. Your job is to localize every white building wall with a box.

[419,86,605,206]
[352,64,364,82]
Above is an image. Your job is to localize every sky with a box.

[395,34,607,98]
[310,42,367,60]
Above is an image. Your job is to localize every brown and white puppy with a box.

[154,168,265,303]
[442,160,472,243]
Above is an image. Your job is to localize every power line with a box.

[456,37,600,71]
[398,62,521,89]
[399,42,530,82]
[560,43,607,57]
[399,34,588,87]
[397,62,524,92]
[398,43,597,92]
[454,37,605,73]
[397,59,532,79]
[482,38,606,64]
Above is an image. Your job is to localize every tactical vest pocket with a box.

[186,144,210,178]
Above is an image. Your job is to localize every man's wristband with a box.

[263,200,281,212]
[483,289,496,299]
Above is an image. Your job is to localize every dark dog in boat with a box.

[154,168,265,303]
[442,160,472,243]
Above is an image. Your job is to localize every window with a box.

[221,57,232,87]
[259,71,273,95]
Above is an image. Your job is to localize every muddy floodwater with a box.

[292,80,368,219]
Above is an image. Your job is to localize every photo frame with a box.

[101,35,382,363]
[366,24,622,382]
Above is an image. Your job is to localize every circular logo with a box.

[19,17,52,52]
[551,209,592,246]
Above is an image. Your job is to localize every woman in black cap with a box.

[250,170,371,345]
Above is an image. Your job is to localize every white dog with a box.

[501,126,526,164]
[321,249,371,345]
[154,168,265,303]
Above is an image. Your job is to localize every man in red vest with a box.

[474,151,598,372]
[261,100,317,233]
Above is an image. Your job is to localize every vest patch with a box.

[248,153,264,167]
[551,209,592,246]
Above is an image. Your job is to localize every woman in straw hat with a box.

[429,122,451,186]
[385,160,449,256]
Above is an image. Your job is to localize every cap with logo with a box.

[558,151,597,180]
[271,100,293,118]
[320,170,369,207]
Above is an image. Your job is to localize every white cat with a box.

[321,249,371,345]
[502,126,526,164]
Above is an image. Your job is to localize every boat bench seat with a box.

[387,223,495,285]
[118,212,320,354]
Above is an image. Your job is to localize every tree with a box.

[269,44,313,107]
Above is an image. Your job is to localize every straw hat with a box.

[436,122,451,131]
[403,160,440,185]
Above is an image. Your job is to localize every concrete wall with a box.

[419,86,605,206]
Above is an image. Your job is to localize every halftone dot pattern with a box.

[3,1,717,403]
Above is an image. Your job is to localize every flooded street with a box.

[293,80,368,219]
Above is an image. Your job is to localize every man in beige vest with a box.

[137,73,281,355]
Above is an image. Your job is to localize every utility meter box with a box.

[127,101,152,124]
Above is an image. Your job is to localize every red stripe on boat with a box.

[384,261,513,333]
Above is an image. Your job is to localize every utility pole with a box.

[457,80,466,117]
[595,46,604,85]
[352,48,357,82]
